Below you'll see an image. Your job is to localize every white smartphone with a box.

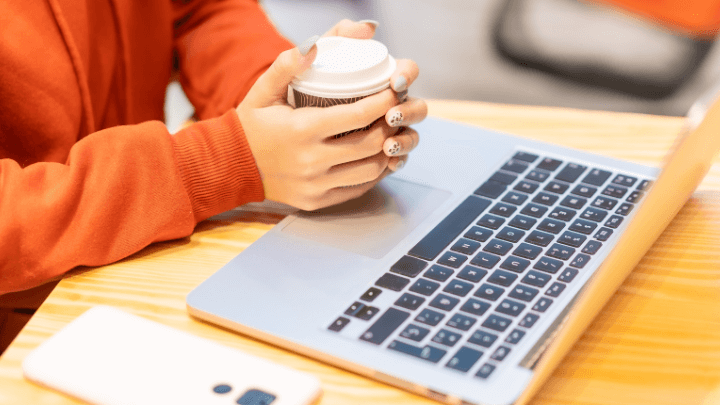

[22,306,322,405]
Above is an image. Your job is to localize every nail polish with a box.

[358,19,380,29]
[393,75,408,93]
[389,111,404,127]
[396,90,408,103]
[386,141,400,156]
[298,35,320,56]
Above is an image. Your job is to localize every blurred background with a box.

[166,0,720,132]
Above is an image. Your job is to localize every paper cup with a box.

[288,36,397,137]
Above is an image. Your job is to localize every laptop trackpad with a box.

[280,178,451,259]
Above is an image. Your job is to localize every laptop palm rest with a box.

[280,177,451,259]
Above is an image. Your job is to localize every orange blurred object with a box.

[595,0,720,37]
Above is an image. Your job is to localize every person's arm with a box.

[172,0,294,119]
[0,112,263,294]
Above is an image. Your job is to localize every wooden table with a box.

[1,101,719,405]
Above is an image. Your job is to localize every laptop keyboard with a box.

[327,151,652,380]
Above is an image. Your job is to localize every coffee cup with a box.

[288,36,397,137]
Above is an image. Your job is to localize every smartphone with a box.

[22,306,322,405]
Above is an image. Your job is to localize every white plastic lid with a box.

[290,37,396,98]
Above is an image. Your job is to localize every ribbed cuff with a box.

[172,109,265,223]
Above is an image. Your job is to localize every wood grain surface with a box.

[0,100,718,405]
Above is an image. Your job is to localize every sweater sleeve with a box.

[0,111,264,294]
[172,0,295,119]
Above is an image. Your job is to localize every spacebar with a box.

[408,196,492,261]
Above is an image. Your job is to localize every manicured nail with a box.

[358,19,380,29]
[393,75,408,93]
[298,35,320,56]
[396,90,408,102]
[386,140,401,156]
[388,111,404,127]
[394,160,405,171]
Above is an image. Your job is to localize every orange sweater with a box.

[0,0,293,293]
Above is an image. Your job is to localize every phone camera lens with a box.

[213,384,232,394]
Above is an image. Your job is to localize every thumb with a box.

[244,35,320,108]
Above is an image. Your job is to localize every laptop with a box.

[187,89,720,405]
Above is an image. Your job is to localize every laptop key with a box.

[558,231,587,247]
[534,257,563,274]
[582,240,603,255]
[582,168,612,186]
[637,179,653,191]
[500,256,531,273]
[549,207,576,222]
[594,227,614,241]
[408,196,492,261]
[399,324,430,342]
[432,329,463,347]
[612,174,637,187]
[490,202,517,218]
[558,268,579,283]
[545,282,566,298]
[438,251,467,268]
[483,239,513,256]
[489,171,517,185]
[482,314,512,332]
[470,252,501,269]
[571,184,597,198]
[501,159,529,174]
[520,203,548,218]
[502,191,528,205]
[521,270,552,288]
[532,192,558,206]
[390,255,428,278]
[519,313,540,328]
[443,279,474,297]
[569,219,597,234]
[460,298,491,316]
[513,243,543,260]
[505,329,526,344]
[328,316,351,332]
[526,169,551,183]
[602,185,627,198]
[537,218,565,234]
[560,195,587,210]
[555,163,587,183]
[496,298,526,317]
[616,203,634,216]
[514,180,539,194]
[356,306,380,320]
[474,283,504,301]
[415,308,445,326]
[477,214,505,230]
[475,363,497,379]
[465,226,494,242]
[544,180,569,194]
[570,253,591,269]
[446,346,483,372]
[360,307,410,345]
[446,313,477,331]
[376,273,410,291]
[429,293,460,311]
[423,265,454,282]
[487,270,518,287]
[468,330,498,348]
[497,227,525,243]
[508,284,539,302]
[526,230,554,247]
[394,293,425,311]
[537,157,563,171]
[388,340,446,363]
[532,297,553,312]
[345,302,365,316]
[547,243,575,260]
[490,346,511,361]
[513,151,539,163]
[360,287,382,302]
[580,207,608,222]
[627,190,644,203]
[409,278,440,296]
[474,180,506,199]
[457,265,488,283]
[451,238,481,255]
[509,215,537,230]
[591,196,618,210]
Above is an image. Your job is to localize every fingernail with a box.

[396,90,408,102]
[393,75,408,93]
[386,141,401,156]
[298,35,320,56]
[388,111,404,127]
[358,19,380,29]
[394,159,405,171]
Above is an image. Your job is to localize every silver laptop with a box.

[187,91,720,405]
